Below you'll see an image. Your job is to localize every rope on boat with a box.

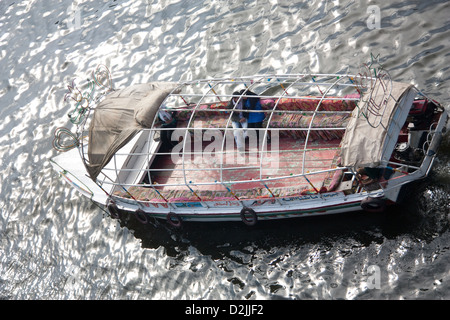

[349,77,362,95]
[50,159,97,201]
[262,181,275,197]
[101,173,153,211]
[311,76,324,95]
[93,178,130,220]
[268,78,289,96]
[218,181,240,201]
[179,95,190,107]
[208,82,222,101]
[188,181,203,202]
[303,174,320,194]
[150,185,170,203]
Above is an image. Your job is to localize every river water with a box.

[0,0,449,301]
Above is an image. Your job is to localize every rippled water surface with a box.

[0,0,449,300]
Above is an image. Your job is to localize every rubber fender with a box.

[166,212,182,227]
[361,196,386,213]
[240,207,258,226]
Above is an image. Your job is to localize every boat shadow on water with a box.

[112,168,449,258]
[98,133,450,258]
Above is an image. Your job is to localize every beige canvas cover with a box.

[340,81,413,168]
[86,82,179,180]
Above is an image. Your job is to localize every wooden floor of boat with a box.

[148,135,341,193]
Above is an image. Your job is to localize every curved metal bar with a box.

[218,76,265,185]
[76,73,375,205]
[300,76,349,176]
[258,75,308,189]
[99,165,346,188]
[180,80,222,195]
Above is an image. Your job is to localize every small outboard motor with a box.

[394,98,438,164]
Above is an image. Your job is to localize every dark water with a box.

[0,0,449,300]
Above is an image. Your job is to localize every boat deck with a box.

[151,135,341,189]
[108,133,345,203]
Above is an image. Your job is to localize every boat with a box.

[51,63,448,227]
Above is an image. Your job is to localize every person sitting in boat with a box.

[240,89,269,147]
[357,167,394,185]
[228,91,248,153]
[158,107,177,150]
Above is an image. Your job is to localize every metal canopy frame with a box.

[79,73,389,203]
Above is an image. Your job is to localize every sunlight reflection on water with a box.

[0,0,449,300]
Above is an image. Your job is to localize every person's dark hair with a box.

[239,89,259,109]
[231,91,240,101]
